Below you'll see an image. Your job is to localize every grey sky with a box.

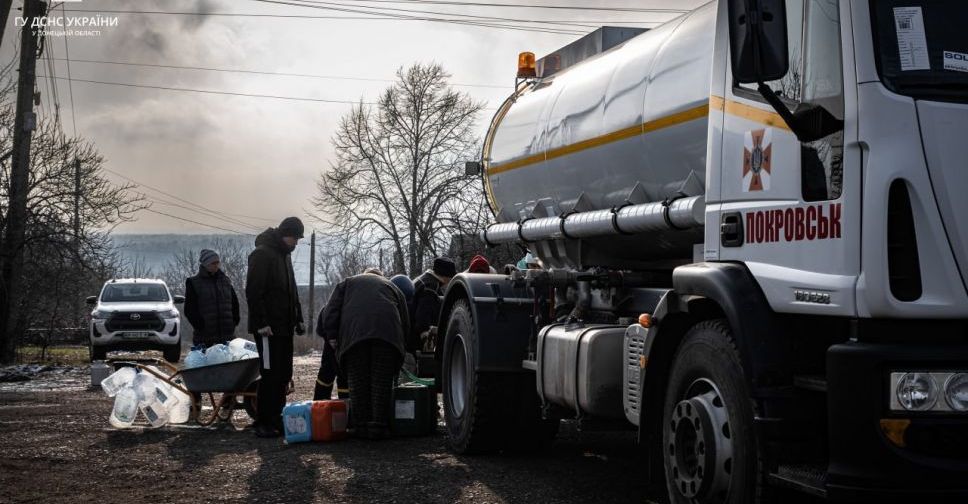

[1,0,706,234]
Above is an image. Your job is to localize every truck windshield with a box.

[100,283,170,303]
[871,0,968,103]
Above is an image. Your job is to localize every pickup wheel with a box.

[662,319,763,504]
[163,344,182,363]
[90,344,106,362]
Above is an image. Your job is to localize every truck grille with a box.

[104,312,164,333]
[623,327,647,426]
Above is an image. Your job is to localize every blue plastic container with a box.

[282,401,313,444]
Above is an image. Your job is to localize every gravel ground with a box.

[0,355,663,504]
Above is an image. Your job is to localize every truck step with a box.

[793,375,827,392]
[768,463,827,499]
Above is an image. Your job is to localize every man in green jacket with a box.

[245,217,306,438]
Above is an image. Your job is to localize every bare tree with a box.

[0,62,146,362]
[312,62,486,277]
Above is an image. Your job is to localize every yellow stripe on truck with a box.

[487,96,788,176]
[487,103,709,175]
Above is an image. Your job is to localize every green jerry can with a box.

[390,383,437,436]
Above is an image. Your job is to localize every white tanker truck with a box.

[427,0,968,502]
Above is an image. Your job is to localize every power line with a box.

[139,194,264,232]
[59,8,666,25]
[248,0,586,34]
[102,167,266,231]
[262,0,690,13]
[37,74,379,105]
[254,0,604,28]
[144,208,255,235]
[62,7,585,35]
[50,58,510,89]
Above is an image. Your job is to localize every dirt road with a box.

[0,355,658,503]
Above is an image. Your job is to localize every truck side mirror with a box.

[727,0,789,83]
[465,161,482,177]
[173,295,185,304]
[85,295,98,306]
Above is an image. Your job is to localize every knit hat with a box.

[278,216,305,238]
[389,274,415,301]
[432,256,457,278]
[467,255,490,274]
[199,249,220,267]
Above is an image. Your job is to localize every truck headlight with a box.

[91,310,110,320]
[158,309,178,319]
[944,374,968,412]
[895,373,938,411]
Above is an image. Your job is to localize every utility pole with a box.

[73,159,80,246]
[308,231,316,336]
[72,158,81,329]
[0,0,44,363]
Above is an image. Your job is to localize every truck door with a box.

[716,0,859,316]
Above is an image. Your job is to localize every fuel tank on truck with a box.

[482,3,716,270]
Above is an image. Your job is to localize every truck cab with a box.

[434,1,968,502]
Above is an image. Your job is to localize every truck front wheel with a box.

[662,319,762,504]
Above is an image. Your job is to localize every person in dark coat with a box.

[246,217,306,438]
[411,257,456,353]
[321,268,410,439]
[184,249,240,348]
[183,249,241,416]
[313,307,348,401]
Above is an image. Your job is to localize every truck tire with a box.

[442,300,558,454]
[662,319,763,504]
[163,344,181,363]
[442,300,504,453]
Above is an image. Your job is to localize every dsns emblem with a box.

[743,128,773,192]
[129,313,141,320]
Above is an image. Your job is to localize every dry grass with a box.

[16,345,90,365]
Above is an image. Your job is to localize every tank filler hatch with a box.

[536,27,648,79]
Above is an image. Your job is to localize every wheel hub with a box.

[668,381,733,503]
[448,334,468,418]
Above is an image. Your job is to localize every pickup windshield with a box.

[871,0,968,103]
[100,283,170,303]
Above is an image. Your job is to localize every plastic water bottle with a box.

[100,367,137,397]
[229,337,257,357]
[185,346,206,368]
[167,381,192,424]
[205,344,232,365]
[140,397,170,428]
[109,387,139,428]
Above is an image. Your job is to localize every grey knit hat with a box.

[199,249,220,267]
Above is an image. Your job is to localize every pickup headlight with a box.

[159,309,179,319]
[91,310,110,320]
[891,371,968,413]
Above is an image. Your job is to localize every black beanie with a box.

[278,216,305,238]
[432,257,457,278]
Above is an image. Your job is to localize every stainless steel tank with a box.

[481,3,716,269]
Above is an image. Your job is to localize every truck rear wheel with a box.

[662,319,762,504]
[442,300,557,453]
[442,300,502,453]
